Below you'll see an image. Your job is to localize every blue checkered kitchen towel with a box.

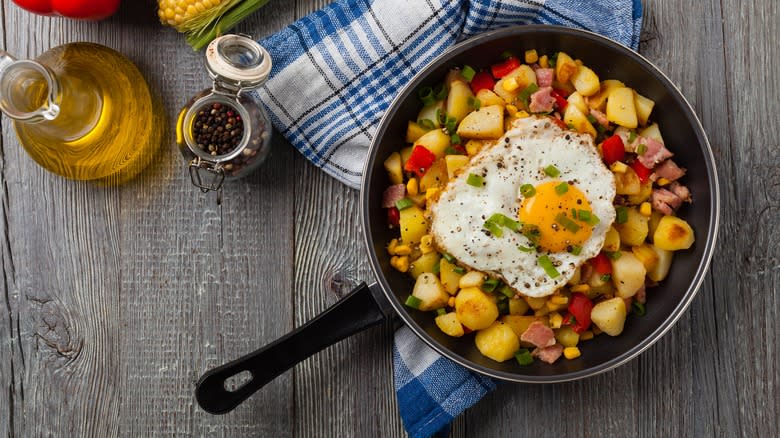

[257,1,642,436]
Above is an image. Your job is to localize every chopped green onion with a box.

[586,114,598,125]
[453,265,467,274]
[538,255,560,278]
[404,295,422,309]
[544,165,560,177]
[436,308,447,316]
[632,301,646,316]
[467,173,485,187]
[579,210,600,226]
[481,278,500,292]
[488,213,522,233]
[555,182,569,195]
[500,50,515,60]
[616,206,628,224]
[461,65,476,82]
[468,96,481,110]
[450,133,461,145]
[442,252,456,263]
[516,349,534,366]
[628,131,637,143]
[395,198,414,210]
[445,116,457,133]
[444,146,459,155]
[637,143,647,155]
[483,220,504,237]
[418,86,435,106]
[518,83,539,106]
[600,274,612,282]
[549,52,558,67]
[433,82,448,101]
[607,251,622,260]
[520,184,536,197]
[521,224,541,246]
[569,245,582,255]
[555,213,581,233]
[432,261,441,274]
[498,285,515,298]
[518,245,535,253]
[436,108,446,125]
[418,118,436,130]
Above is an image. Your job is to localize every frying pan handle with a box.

[195,282,391,414]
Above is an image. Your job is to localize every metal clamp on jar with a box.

[177,34,273,194]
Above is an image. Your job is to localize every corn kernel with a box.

[387,238,399,255]
[640,202,652,216]
[524,49,538,64]
[549,312,563,329]
[394,244,412,256]
[580,330,594,341]
[390,255,409,273]
[571,284,590,293]
[505,104,518,116]
[448,297,456,307]
[515,110,530,119]
[539,55,549,68]
[563,347,581,360]
[406,178,419,196]
[610,161,628,173]
[657,177,670,186]
[419,235,434,254]
[502,77,520,92]
[425,188,440,200]
[551,295,569,305]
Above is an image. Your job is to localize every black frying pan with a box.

[195,25,720,414]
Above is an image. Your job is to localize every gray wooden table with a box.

[1,0,777,436]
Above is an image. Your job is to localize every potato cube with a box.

[614,166,641,195]
[455,287,499,330]
[458,271,485,289]
[606,87,638,128]
[412,273,450,311]
[639,123,664,144]
[587,79,626,111]
[508,298,529,315]
[633,91,655,126]
[615,207,649,246]
[446,80,475,123]
[603,226,621,252]
[400,146,413,168]
[555,51,578,83]
[493,65,536,103]
[416,101,444,128]
[524,295,547,310]
[563,103,597,137]
[475,321,520,362]
[399,205,428,245]
[456,105,505,139]
[464,139,484,156]
[445,154,469,179]
[570,65,600,96]
[555,326,580,347]
[648,245,673,282]
[439,258,464,295]
[406,121,430,144]
[419,158,448,191]
[626,182,653,205]
[567,91,589,114]
[501,315,548,347]
[632,244,659,271]
[590,297,627,336]
[435,312,465,337]
[383,152,403,185]
[611,251,647,298]
[409,251,441,279]
[653,216,695,250]
[415,129,451,158]
[475,89,505,107]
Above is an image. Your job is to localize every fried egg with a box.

[429,116,616,297]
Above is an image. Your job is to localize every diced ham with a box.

[520,321,556,348]
[589,108,609,127]
[669,181,692,202]
[528,86,555,113]
[535,68,554,87]
[654,159,686,181]
[637,137,673,168]
[381,184,406,208]
[532,344,564,364]
[651,188,683,215]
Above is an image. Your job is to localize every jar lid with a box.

[205,34,272,89]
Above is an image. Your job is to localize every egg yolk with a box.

[519,181,593,252]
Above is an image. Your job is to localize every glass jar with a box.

[177,34,273,193]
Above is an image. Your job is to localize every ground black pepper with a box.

[193,103,245,156]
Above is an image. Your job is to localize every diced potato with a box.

[614,166,641,195]
[456,105,505,139]
[648,245,673,282]
[399,205,428,245]
[416,101,444,128]
[653,216,695,250]
[603,226,621,252]
[639,123,664,144]
[555,326,580,347]
[446,80,475,123]
[508,298,529,315]
[633,91,655,126]
[501,315,548,347]
[567,91,589,114]
[632,244,659,271]
[475,321,520,362]
[435,312,465,337]
[563,103,597,137]
[587,79,626,111]
[459,271,485,289]
[409,251,441,279]
[615,207,649,246]
[419,158,448,191]
[606,87,638,128]
[588,270,614,296]
[627,182,653,205]
[383,152,403,185]
[555,51,578,83]
[524,295,547,310]
[455,287,499,330]
[567,266,582,286]
[590,297,627,336]
[412,273,450,311]
[647,210,663,242]
[415,129,451,158]
[464,139,484,156]
[611,251,647,298]
[570,65,600,96]
[475,88,505,107]
[406,121,430,144]
[445,154,469,179]
[400,146,413,168]
[493,65,536,102]
[439,258,464,295]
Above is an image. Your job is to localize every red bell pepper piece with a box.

[387,207,400,227]
[601,135,625,165]
[470,71,496,94]
[404,145,436,178]
[552,87,571,98]
[567,293,594,333]
[630,159,653,184]
[589,252,612,275]
[550,89,568,111]
[12,0,120,20]
[491,57,521,79]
